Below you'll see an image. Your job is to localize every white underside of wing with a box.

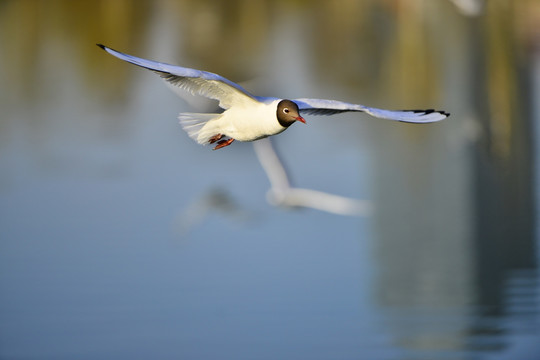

[362,107,449,123]
[294,98,449,123]
[99,45,259,109]
[294,98,366,112]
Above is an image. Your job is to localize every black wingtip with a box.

[437,111,450,118]
[96,43,106,50]
[410,109,435,114]
[409,109,451,118]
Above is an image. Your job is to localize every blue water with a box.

[1,1,539,359]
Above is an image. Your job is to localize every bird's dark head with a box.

[276,100,306,128]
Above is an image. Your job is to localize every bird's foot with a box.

[213,138,235,150]
[208,134,224,144]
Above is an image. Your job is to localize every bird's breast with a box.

[218,100,285,142]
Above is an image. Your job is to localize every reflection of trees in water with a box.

[365,1,539,356]
[3,0,537,153]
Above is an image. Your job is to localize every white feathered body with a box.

[180,98,285,144]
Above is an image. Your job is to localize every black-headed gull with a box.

[98,44,450,150]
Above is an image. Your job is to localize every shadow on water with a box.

[0,1,539,359]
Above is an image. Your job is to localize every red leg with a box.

[208,134,224,144]
[213,138,235,150]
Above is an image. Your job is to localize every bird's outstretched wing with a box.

[97,44,258,109]
[293,98,449,123]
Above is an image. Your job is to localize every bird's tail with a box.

[178,113,221,145]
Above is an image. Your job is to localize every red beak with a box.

[295,116,306,124]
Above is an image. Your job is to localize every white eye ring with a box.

[283,108,290,113]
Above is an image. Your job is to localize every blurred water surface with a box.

[1,1,539,359]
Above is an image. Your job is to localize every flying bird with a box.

[97,44,449,150]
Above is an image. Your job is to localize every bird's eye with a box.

[283,108,290,113]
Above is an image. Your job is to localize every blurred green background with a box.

[1,0,539,359]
